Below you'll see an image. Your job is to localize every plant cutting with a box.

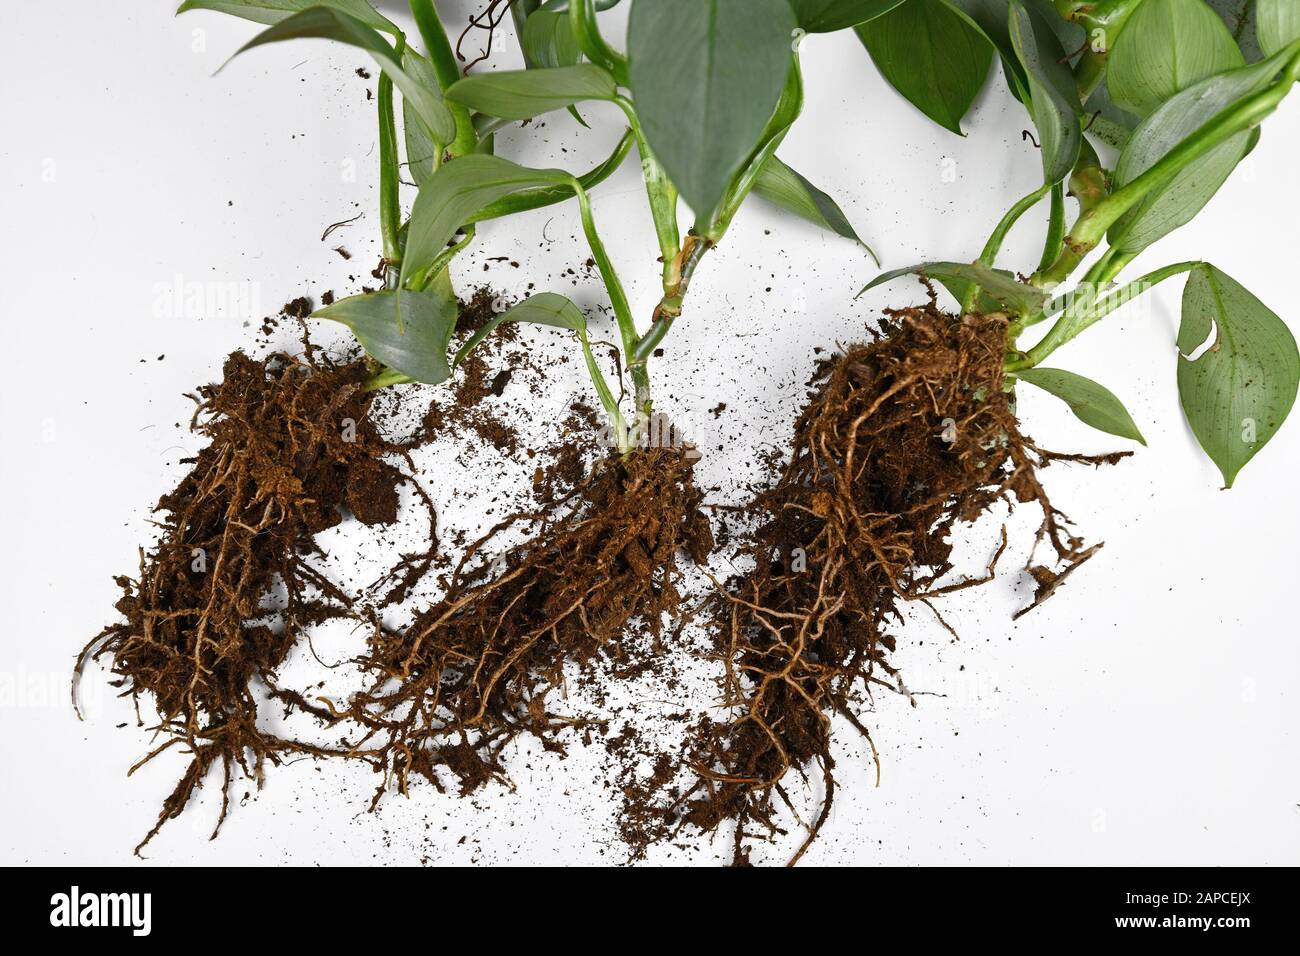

[663,0,1300,864]
[79,0,874,850]
[302,0,889,807]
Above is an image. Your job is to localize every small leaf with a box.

[1177,264,1299,487]
[1015,367,1146,444]
[229,7,455,145]
[446,64,616,119]
[521,9,584,68]
[860,261,1048,316]
[1008,1,1081,185]
[468,128,634,223]
[402,50,439,186]
[752,154,868,249]
[1107,0,1244,118]
[313,290,457,385]
[455,292,587,365]
[401,155,572,287]
[856,0,992,135]
[627,0,796,218]
[788,0,905,32]
[1108,50,1292,254]
[1257,0,1300,56]
[177,0,397,33]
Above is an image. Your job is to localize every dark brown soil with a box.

[77,350,430,854]
[322,446,713,804]
[633,303,1126,865]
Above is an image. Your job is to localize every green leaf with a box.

[627,0,796,218]
[468,128,634,223]
[522,9,584,67]
[1008,1,1081,185]
[859,261,1048,315]
[402,50,439,186]
[1107,0,1244,118]
[313,290,457,385]
[752,154,869,250]
[1108,51,1291,254]
[229,7,456,145]
[177,0,396,33]
[1258,0,1300,56]
[788,0,905,31]
[1015,367,1146,444]
[1177,264,1299,487]
[855,0,992,135]
[401,155,572,288]
[446,64,616,119]
[455,292,587,365]
[939,0,1030,96]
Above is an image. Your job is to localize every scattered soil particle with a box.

[282,296,312,319]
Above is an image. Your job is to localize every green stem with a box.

[569,0,629,86]
[578,327,631,453]
[1010,260,1201,369]
[569,178,647,413]
[408,0,477,157]
[614,97,680,283]
[633,234,712,367]
[1054,0,1142,100]
[979,182,1053,266]
[377,35,404,274]
[1037,182,1066,273]
[365,367,414,390]
[1033,44,1300,289]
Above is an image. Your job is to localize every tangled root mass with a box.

[663,305,1124,865]
[329,446,713,802]
[78,352,426,853]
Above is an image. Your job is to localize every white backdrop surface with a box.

[1,1,1298,866]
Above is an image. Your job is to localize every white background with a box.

[2,1,1298,866]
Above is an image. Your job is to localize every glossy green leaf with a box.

[468,128,634,223]
[859,261,1048,315]
[402,50,439,186]
[522,9,584,67]
[1108,0,1244,118]
[177,0,396,33]
[1177,264,1299,487]
[229,7,455,145]
[1258,0,1300,55]
[1108,51,1291,254]
[446,64,615,119]
[401,155,572,287]
[627,0,796,218]
[788,0,905,31]
[856,0,992,135]
[753,154,868,249]
[455,292,587,365]
[313,290,457,384]
[1016,367,1146,444]
[1008,1,1081,185]
[939,0,1029,96]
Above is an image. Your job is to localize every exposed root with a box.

[333,446,713,804]
[76,351,430,854]
[657,304,1126,865]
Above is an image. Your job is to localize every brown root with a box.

[77,351,430,854]
[660,304,1126,865]
[336,446,713,804]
